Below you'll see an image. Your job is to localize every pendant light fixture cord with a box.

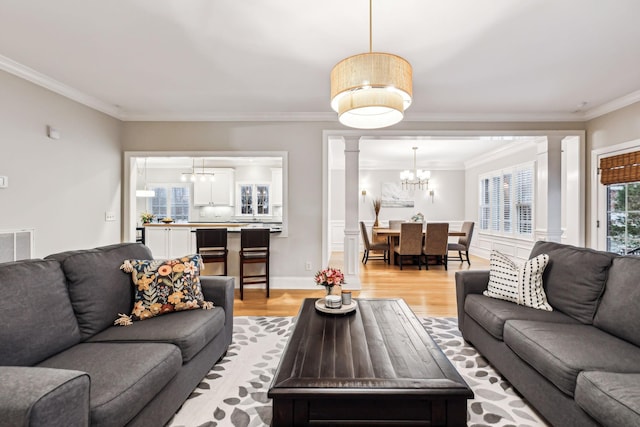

[369,0,373,53]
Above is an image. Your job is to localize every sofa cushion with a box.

[594,256,640,346]
[46,243,153,339]
[575,371,640,427]
[484,250,552,310]
[0,259,81,366]
[465,293,578,340]
[529,241,616,323]
[503,320,640,396]
[88,306,225,362]
[120,254,212,322]
[37,342,181,427]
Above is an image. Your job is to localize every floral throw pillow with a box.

[116,254,213,325]
[484,250,552,311]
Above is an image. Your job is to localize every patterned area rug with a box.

[168,316,548,427]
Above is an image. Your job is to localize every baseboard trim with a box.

[221,275,362,291]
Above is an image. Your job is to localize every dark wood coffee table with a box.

[268,298,473,426]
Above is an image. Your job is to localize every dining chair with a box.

[195,228,228,276]
[423,222,449,270]
[394,222,424,270]
[360,221,389,264]
[448,221,475,265]
[239,228,270,300]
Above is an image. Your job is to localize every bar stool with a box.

[239,228,270,300]
[195,228,228,276]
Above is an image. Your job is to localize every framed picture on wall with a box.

[381,182,414,207]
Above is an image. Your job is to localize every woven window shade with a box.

[600,151,640,185]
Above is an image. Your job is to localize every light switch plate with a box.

[0,176,7,188]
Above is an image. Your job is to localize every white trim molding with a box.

[0,54,122,119]
[473,233,535,263]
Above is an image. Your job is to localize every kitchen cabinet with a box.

[145,227,193,259]
[271,168,283,206]
[193,168,235,206]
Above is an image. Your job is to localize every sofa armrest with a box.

[455,270,490,333]
[0,367,90,427]
[201,276,235,346]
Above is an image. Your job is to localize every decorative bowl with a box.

[161,218,174,224]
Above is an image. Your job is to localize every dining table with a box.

[373,226,466,265]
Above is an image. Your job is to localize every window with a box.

[479,163,534,237]
[515,168,534,234]
[503,173,512,232]
[148,185,190,222]
[606,182,640,254]
[479,178,490,230]
[237,183,270,216]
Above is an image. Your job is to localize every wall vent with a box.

[0,228,34,263]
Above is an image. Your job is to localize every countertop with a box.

[143,222,282,232]
[145,222,248,227]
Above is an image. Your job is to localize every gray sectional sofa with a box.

[456,241,640,426]
[0,243,234,427]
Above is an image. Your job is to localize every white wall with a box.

[0,70,122,257]
[331,169,466,223]
[122,121,329,281]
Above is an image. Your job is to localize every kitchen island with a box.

[142,222,281,276]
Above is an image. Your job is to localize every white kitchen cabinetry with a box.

[271,168,283,206]
[193,168,235,206]
[144,227,193,259]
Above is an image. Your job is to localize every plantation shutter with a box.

[503,173,512,232]
[490,176,501,231]
[600,151,640,185]
[515,168,533,234]
[479,178,490,230]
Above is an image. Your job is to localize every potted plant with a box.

[140,212,155,224]
[314,267,345,296]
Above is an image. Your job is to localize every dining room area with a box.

[367,220,473,270]
[326,135,489,280]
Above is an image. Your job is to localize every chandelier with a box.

[400,147,430,190]
[181,159,215,182]
[330,0,412,129]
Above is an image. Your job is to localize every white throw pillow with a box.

[484,250,552,311]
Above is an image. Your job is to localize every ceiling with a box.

[330,136,534,170]
[1,0,640,123]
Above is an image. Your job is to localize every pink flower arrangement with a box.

[314,267,345,288]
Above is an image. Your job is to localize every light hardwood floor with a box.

[233,253,489,317]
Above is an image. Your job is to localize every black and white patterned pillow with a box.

[484,250,552,311]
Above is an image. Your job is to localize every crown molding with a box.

[347,161,466,171]
[403,111,585,123]
[2,54,638,123]
[464,138,541,169]
[123,111,586,123]
[119,111,337,122]
[582,89,640,120]
[0,54,122,119]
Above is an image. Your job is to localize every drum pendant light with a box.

[330,0,412,129]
